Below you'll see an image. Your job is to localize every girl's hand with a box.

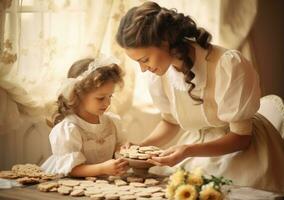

[101,158,129,176]
[148,145,189,167]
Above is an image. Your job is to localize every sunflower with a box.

[166,183,176,200]
[199,186,224,200]
[170,168,186,187]
[174,184,198,200]
[187,173,203,186]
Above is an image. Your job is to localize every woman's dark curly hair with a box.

[116,1,212,103]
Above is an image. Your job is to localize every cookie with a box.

[41,173,58,180]
[84,190,102,197]
[0,170,18,179]
[37,181,59,192]
[151,192,165,197]
[139,146,159,152]
[114,179,127,186]
[129,145,140,150]
[129,153,139,159]
[49,187,58,192]
[105,194,119,200]
[86,186,101,191]
[136,192,152,198]
[58,179,80,187]
[129,182,146,188]
[73,185,86,190]
[96,180,109,184]
[120,195,136,200]
[118,191,135,195]
[146,186,163,193]
[57,186,72,195]
[70,189,85,197]
[108,175,121,182]
[127,176,144,183]
[80,180,96,187]
[118,185,133,191]
[90,194,104,200]
[17,177,40,185]
[86,176,97,181]
[137,154,150,160]
[144,178,159,186]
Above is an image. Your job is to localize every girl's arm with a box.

[70,163,104,177]
[70,158,129,177]
[139,119,180,147]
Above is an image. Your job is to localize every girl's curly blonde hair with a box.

[52,58,124,126]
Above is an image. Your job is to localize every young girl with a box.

[41,56,129,177]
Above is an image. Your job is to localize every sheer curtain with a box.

[0,0,139,125]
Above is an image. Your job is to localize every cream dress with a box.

[41,112,125,176]
[147,44,284,193]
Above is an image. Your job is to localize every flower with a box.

[170,168,186,187]
[166,183,176,200]
[187,173,203,186]
[174,184,198,200]
[199,185,224,200]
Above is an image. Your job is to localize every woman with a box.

[116,1,284,193]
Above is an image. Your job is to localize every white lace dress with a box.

[147,44,284,193]
[41,112,125,175]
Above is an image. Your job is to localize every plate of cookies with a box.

[116,145,164,169]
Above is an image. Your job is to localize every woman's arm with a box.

[186,132,251,157]
[149,132,251,166]
[139,119,180,147]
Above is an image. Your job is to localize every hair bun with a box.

[195,28,212,49]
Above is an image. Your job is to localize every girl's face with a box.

[81,81,115,116]
[125,45,173,76]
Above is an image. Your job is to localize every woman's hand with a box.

[101,158,129,176]
[148,144,189,167]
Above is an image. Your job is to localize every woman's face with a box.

[125,45,173,76]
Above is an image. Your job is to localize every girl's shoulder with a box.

[50,114,81,136]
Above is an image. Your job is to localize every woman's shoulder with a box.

[209,45,245,65]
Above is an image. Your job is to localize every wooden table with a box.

[0,184,283,200]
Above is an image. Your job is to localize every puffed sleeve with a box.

[106,112,126,147]
[147,72,179,125]
[41,121,86,175]
[215,50,261,135]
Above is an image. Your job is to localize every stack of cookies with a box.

[37,175,167,200]
[119,145,164,160]
[0,163,58,185]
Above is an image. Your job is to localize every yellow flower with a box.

[187,173,203,186]
[191,167,203,176]
[170,169,185,187]
[166,183,176,200]
[174,184,198,200]
[199,186,224,200]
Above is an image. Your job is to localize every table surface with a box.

[0,184,283,200]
